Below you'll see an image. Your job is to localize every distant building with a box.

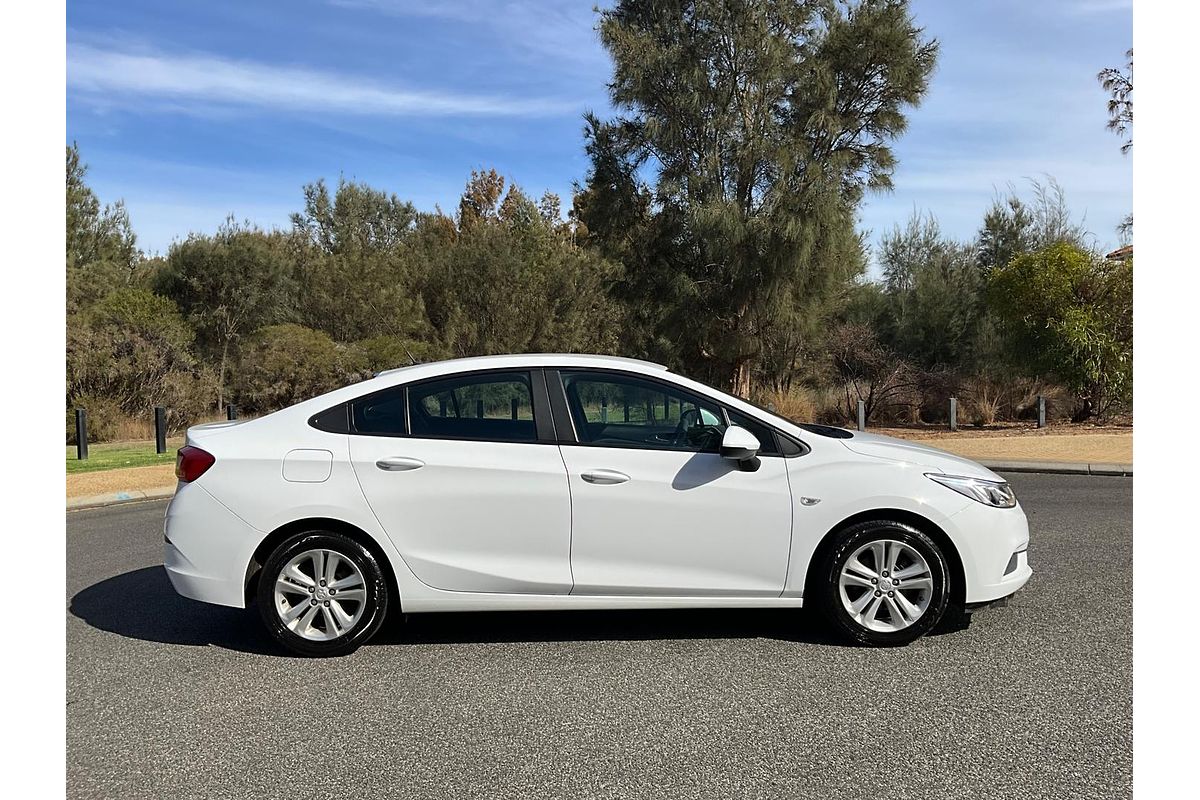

[1105,245,1132,261]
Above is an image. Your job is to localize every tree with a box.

[421,174,621,357]
[1098,48,1132,154]
[156,220,298,408]
[877,212,988,371]
[66,143,140,312]
[989,242,1132,420]
[290,178,428,342]
[578,0,936,396]
[976,178,1090,274]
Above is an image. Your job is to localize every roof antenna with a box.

[363,299,421,368]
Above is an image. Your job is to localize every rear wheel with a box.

[816,520,950,646]
[256,530,389,657]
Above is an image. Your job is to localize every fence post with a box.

[75,408,88,461]
[623,399,630,422]
[1036,395,1046,428]
[511,398,519,420]
[154,406,167,453]
[856,400,866,432]
[949,397,958,432]
[227,404,238,421]
[601,396,608,423]
[476,399,484,419]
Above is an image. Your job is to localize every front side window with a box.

[560,371,727,452]
[408,371,536,442]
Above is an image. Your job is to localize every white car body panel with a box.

[163,353,1032,614]
[348,436,572,594]
[559,445,792,596]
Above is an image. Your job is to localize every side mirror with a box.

[720,426,761,471]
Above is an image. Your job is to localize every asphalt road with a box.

[66,473,1132,799]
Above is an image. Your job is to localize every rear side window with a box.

[408,371,537,443]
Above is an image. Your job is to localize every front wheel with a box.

[256,530,390,657]
[815,520,950,646]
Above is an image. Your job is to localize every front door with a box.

[348,369,572,594]
[554,370,793,596]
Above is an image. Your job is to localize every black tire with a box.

[256,530,390,657]
[815,520,950,647]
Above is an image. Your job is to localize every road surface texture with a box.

[67,473,1131,799]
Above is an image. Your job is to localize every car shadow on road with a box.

[70,566,284,656]
[70,566,971,655]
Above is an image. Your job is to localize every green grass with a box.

[66,438,185,474]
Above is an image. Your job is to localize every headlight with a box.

[926,473,1017,508]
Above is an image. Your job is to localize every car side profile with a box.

[164,354,1031,656]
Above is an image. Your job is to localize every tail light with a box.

[175,446,216,482]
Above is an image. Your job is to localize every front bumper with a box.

[164,482,262,608]
[945,499,1032,604]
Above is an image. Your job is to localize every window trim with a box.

[309,367,555,444]
[548,366,805,457]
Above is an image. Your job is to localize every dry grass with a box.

[901,431,1131,464]
[67,464,177,500]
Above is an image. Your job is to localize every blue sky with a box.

[67,0,1132,266]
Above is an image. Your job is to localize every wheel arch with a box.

[245,517,400,610]
[803,508,966,607]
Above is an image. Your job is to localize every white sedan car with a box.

[165,354,1030,656]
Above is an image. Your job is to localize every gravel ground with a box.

[66,473,1131,799]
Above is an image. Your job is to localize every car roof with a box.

[375,353,669,378]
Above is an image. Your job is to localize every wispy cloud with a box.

[329,0,609,73]
[67,42,577,117]
[1062,0,1133,15]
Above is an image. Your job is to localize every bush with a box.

[344,336,451,380]
[826,322,917,424]
[753,386,818,423]
[234,324,354,413]
[65,395,125,444]
[962,376,1003,427]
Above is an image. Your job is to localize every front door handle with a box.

[376,456,425,472]
[581,469,630,485]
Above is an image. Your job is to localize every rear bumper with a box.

[164,482,262,608]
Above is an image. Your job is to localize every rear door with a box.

[551,369,793,596]
[348,369,573,594]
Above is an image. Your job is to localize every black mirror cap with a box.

[736,455,761,472]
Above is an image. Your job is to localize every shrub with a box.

[962,376,1003,427]
[753,386,818,423]
[234,324,353,413]
[826,322,917,424]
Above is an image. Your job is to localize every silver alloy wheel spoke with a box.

[838,539,934,634]
[275,548,367,642]
[844,557,877,580]
[276,577,310,596]
[329,573,362,590]
[892,590,921,621]
[841,572,875,589]
[893,562,929,580]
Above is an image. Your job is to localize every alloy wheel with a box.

[273,548,367,642]
[838,539,934,633]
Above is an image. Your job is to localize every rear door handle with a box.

[376,456,425,472]
[581,469,630,485]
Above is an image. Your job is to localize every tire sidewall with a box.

[257,530,389,657]
[819,521,949,646]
